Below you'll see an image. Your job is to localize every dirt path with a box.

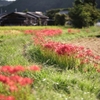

[67,37,100,55]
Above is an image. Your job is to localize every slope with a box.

[0,0,12,7]
[2,0,74,12]
[1,0,100,13]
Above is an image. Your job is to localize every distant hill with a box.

[96,0,100,8]
[0,0,12,7]
[2,0,74,12]
[1,0,100,13]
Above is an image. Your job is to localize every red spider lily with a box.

[13,66,26,73]
[24,30,35,35]
[0,94,15,100]
[0,66,12,73]
[5,96,15,100]
[0,94,5,99]
[0,74,33,86]
[9,85,18,92]
[0,66,25,74]
[40,29,62,36]
[6,81,15,87]
[68,29,72,33]
[29,66,41,71]
[55,44,76,55]
[42,41,56,50]
[76,53,85,58]
[0,75,9,83]
[0,65,41,74]
[9,75,33,86]
[40,40,100,71]
[0,74,33,92]
[19,77,33,86]
[42,41,62,51]
[0,65,40,98]
[94,55,100,60]
[85,49,93,56]
[24,29,62,37]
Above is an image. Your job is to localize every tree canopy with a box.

[69,0,100,28]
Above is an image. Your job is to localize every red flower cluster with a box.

[0,65,41,92]
[0,66,25,74]
[0,94,15,100]
[28,65,41,71]
[42,40,100,68]
[0,65,41,74]
[30,27,100,72]
[24,29,62,36]
[38,29,62,36]
[0,75,33,92]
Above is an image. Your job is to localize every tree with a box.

[84,0,96,6]
[46,9,62,19]
[68,0,100,28]
[74,0,83,5]
[54,13,66,25]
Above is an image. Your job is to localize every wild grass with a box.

[49,26,100,42]
[0,26,100,100]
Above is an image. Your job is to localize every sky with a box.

[6,0,16,1]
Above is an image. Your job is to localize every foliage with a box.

[69,2,100,28]
[84,0,96,6]
[46,9,61,19]
[46,8,69,19]
[74,0,83,5]
[54,13,66,25]
[46,8,68,26]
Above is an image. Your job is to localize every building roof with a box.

[0,12,49,19]
[27,12,49,19]
[15,12,37,19]
[0,12,37,19]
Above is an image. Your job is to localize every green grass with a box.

[0,33,32,66]
[23,66,99,100]
[0,26,100,100]
[49,26,100,42]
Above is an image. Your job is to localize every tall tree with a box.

[69,0,100,28]
[84,0,96,6]
[74,0,83,5]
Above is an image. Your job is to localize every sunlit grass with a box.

[0,26,100,100]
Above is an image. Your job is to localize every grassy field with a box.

[0,26,100,100]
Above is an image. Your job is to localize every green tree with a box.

[54,13,66,25]
[84,0,96,6]
[46,9,61,19]
[74,0,83,5]
[69,0,100,28]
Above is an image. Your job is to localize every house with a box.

[0,11,49,26]
[27,12,49,25]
